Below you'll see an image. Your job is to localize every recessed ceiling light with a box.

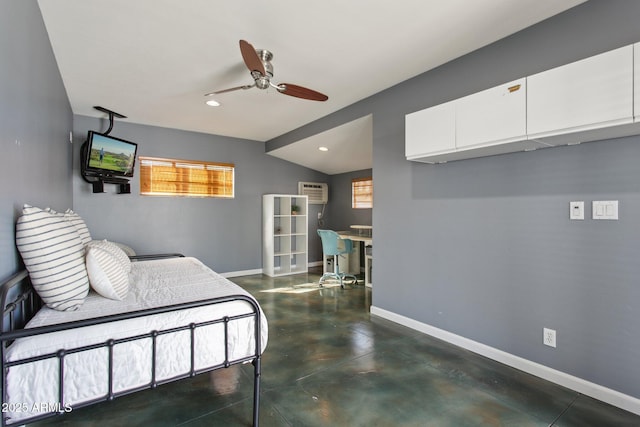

[318,146,329,152]
[205,99,221,107]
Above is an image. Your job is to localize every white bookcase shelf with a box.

[263,194,308,277]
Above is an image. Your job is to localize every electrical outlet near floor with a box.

[543,328,557,348]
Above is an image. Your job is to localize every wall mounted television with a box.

[84,131,138,178]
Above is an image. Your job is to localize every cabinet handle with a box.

[508,84,521,93]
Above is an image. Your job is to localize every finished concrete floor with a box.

[32,268,640,426]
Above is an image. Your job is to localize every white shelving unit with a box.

[263,194,308,277]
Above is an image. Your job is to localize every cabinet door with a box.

[635,43,640,122]
[405,100,456,159]
[456,78,526,149]
[527,45,633,138]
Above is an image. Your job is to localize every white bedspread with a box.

[4,257,268,423]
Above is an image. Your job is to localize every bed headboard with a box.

[0,270,42,338]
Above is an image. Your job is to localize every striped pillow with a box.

[85,240,130,300]
[15,205,89,311]
[63,209,92,247]
[111,241,136,257]
[90,240,132,273]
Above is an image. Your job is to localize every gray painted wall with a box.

[268,1,640,399]
[1,0,73,280]
[72,116,329,273]
[326,169,372,231]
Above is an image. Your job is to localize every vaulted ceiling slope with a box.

[38,0,585,145]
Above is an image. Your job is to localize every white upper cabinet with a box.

[527,45,634,142]
[405,78,539,163]
[405,100,455,159]
[635,43,640,122]
[406,42,640,164]
[456,78,527,149]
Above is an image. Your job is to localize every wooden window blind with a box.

[139,156,234,198]
[352,177,373,209]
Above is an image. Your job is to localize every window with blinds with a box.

[352,177,373,209]
[139,156,234,198]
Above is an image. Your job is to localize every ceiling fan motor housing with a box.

[254,49,274,89]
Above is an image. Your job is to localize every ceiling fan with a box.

[205,40,328,102]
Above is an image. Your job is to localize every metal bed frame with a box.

[0,258,262,427]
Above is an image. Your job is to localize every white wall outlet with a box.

[592,200,619,220]
[543,328,556,348]
[569,201,584,220]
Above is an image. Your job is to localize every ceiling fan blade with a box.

[277,83,328,101]
[239,39,266,75]
[204,84,254,96]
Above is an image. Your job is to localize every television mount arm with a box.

[93,105,126,135]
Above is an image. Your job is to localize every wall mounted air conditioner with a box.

[298,182,328,204]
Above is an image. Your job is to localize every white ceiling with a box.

[37,0,585,174]
[269,115,373,175]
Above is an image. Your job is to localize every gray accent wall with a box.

[72,116,328,273]
[326,169,372,231]
[1,0,73,280]
[268,1,640,400]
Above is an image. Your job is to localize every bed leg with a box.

[252,356,261,427]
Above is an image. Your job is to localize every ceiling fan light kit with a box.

[205,39,328,102]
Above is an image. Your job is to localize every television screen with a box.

[85,131,138,177]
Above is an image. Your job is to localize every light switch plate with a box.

[592,200,618,220]
[569,201,584,220]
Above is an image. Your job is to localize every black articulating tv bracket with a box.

[82,106,131,194]
[94,105,126,136]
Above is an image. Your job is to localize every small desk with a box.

[337,228,372,287]
[349,224,372,235]
[337,231,372,245]
[338,225,372,244]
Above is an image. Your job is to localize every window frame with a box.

[139,156,235,198]
[351,176,373,209]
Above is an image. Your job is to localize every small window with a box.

[139,156,234,198]
[352,177,373,209]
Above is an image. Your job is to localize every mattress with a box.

[4,257,268,423]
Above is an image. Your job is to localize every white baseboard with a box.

[221,268,262,278]
[370,305,640,415]
[224,263,323,278]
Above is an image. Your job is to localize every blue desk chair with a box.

[317,229,358,288]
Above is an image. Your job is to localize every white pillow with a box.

[91,240,135,268]
[85,240,130,300]
[111,241,136,257]
[103,240,132,272]
[15,205,89,311]
[63,209,92,247]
